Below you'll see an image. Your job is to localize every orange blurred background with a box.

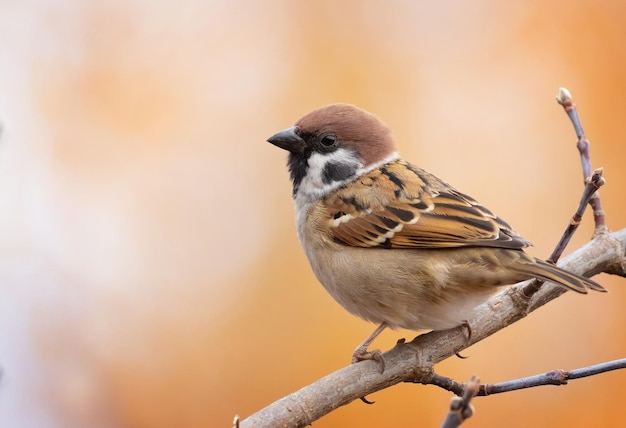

[1,1,625,427]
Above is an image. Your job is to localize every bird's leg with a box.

[352,322,388,373]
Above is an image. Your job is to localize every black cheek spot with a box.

[322,162,358,184]
[333,211,347,220]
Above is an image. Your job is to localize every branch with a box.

[239,89,626,427]
[239,230,626,428]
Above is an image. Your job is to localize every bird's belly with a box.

[306,245,502,331]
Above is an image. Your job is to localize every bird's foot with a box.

[352,347,385,373]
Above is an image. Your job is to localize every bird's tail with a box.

[518,259,606,294]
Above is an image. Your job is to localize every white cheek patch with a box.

[304,152,332,189]
[297,148,363,204]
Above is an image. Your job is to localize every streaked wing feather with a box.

[324,160,530,250]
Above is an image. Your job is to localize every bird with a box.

[267,103,605,370]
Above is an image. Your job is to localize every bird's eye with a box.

[320,134,337,147]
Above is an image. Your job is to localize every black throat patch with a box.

[287,151,311,196]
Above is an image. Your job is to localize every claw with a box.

[360,395,376,405]
[352,348,385,373]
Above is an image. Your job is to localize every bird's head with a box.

[267,103,399,202]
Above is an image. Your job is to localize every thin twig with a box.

[556,87,607,230]
[429,358,626,397]
[440,376,479,428]
[429,373,465,396]
[547,168,605,264]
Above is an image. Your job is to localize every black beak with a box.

[267,126,306,153]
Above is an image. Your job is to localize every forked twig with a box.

[556,87,607,230]
[522,88,606,297]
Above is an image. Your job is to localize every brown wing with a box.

[324,160,531,250]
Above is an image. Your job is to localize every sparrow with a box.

[267,103,605,369]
